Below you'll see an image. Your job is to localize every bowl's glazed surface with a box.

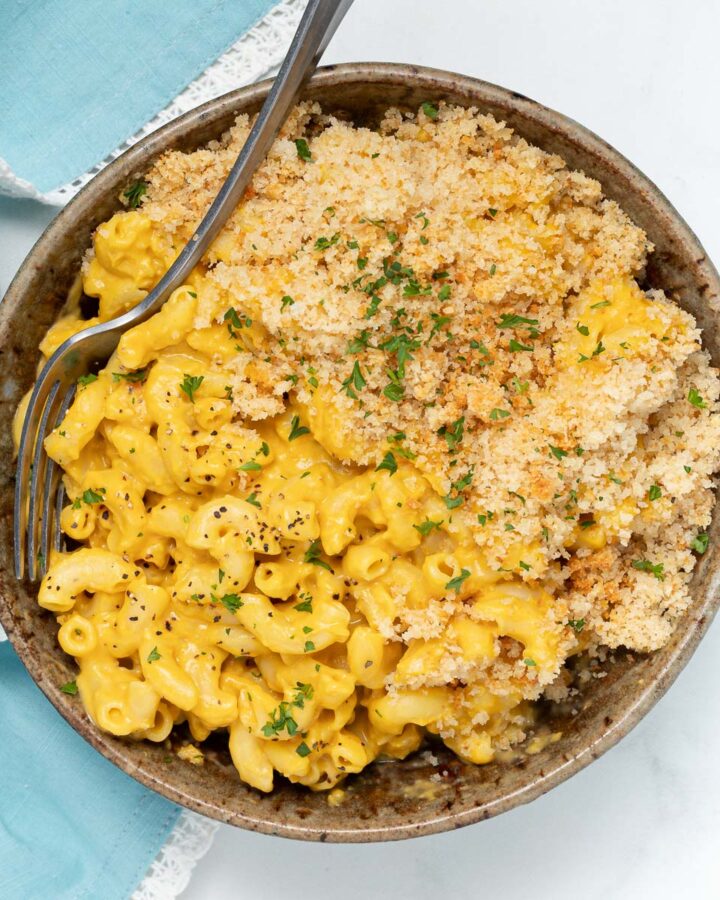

[1,63,719,841]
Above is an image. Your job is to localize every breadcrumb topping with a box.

[134,100,719,657]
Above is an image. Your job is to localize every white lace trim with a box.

[0,0,305,206]
[132,809,219,900]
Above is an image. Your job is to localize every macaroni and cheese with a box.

[16,102,720,792]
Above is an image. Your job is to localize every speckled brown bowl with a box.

[1,63,719,842]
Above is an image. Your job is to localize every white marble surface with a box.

[2,1,719,897]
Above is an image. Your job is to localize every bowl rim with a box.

[3,61,720,841]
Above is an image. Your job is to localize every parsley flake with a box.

[414,519,443,536]
[632,559,665,580]
[438,416,465,451]
[304,539,333,572]
[340,361,367,399]
[445,568,471,593]
[688,387,707,409]
[375,451,398,475]
[180,374,204,403]
[288,415,310,441]
[123,180,148,208]
[294,138,312,161]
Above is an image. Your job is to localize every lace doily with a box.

[132,809,219,900]
[0,0,305,205]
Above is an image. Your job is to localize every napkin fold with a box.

[0,0,282,195]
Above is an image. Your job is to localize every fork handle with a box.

[132,0,354,324]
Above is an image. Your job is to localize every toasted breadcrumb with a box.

[127,101,718,695]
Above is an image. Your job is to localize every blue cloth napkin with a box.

[0,642,182,900]
[0,0,279,193]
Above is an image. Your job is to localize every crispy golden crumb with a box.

[130,101,720,655]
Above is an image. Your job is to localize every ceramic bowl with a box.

[1,63,719,841]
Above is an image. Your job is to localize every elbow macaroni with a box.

[22,218,564,791]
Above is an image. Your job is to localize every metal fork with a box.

[14,0,354,580]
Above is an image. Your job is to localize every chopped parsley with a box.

[444,469,473,509]
[691,532,709,554]
[304,539,333,572]
[497,313,540,336]
[288,415,310,441]
[294,138,312,161]
[60,680,78,695]
[239,460,262,472]
[548,444,568,460]
[293,594,313,613]
[340,360,367,399]
[304,640,316,653]
[439,416,465,451]
[445,568,471,593]
[648,484,662,501]
[427,313,452,344]
[77,373,98,387]
[180,374,204,403]
[688,387,707,409]
[216,593,243,613]
[245,492,262,508]
[567,619,585,633]
[147,647,161,663]
[262,703,298,738]
[414,519,443,536]
[364,294,383,318]
[508,339,534,352]
[112,368,148,383]
[347,329,372,354]
[224,307,251,335]
[631,559,665,580]
[375,451,398,475]
[576,323,590,336]
[280,295,295,311]
[489,408,510,420]
[72,487,106,508]
[296,741,312,757]
[421,101,439,119]
[123,180,148,208]
[314,233,340,251]
[383,371,405,402]
[523,658,537,667]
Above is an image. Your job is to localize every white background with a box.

[2,1,719,898]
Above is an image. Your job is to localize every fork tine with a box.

[38,384,76,576]
[54,480,67,553]
[26,380,62,581]
[14,374,60,579]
